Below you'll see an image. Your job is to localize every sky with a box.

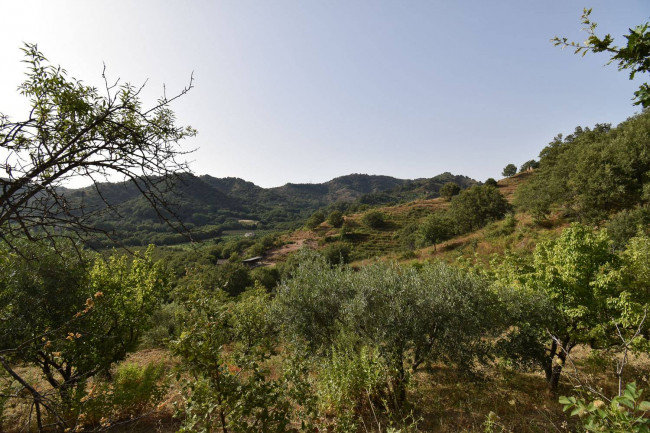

[0,0,648,188]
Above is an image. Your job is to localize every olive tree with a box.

[275,250,507,406]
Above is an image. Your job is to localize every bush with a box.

[361,211,386,229]
[306,211,326,229]
[607,206,650,249]
[327,210,345,228]
[440,182,461,201]
[140,302,184,348]
[174,288,293,433]
[317,343,391,432]
[322,243,351,265]
[449,185,512,234]
[81,361,168,425]
[485,178,498,187]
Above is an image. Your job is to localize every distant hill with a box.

[64,172,476,247]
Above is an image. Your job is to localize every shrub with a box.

[607,206,650,249]
[81,361,168,425]
[440,182,461,201]
[361,211,386,229]
[323,243,352,265]
[174,287,292,433]
[485,178,498,187]
[327,210,345,228]
[140,302,184,348]
[317,343,391,432]
[449,185,512,233]
[306,211,326,229]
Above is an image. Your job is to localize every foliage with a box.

[497,224,618,389]
[519,160,539,172]
[607,207,650,250]
[80,361,168,426]
[0,243,169,431]
[362,210,387,229]
[275,250,508,405]
[439,182,461,201]
[515,115,650,222]
[502,164,517,177]
[0,44,195,253]
[316,343,392,432]
[419,212,453,251]
[140,302,184,348]
[306,210,326,229]
[174,287,293,433]
[322,242,352,265]
[560,382,650,433]
[0,244,168,398]
[327,210,345,228]
[449,185,512,234]
[485,178,498,187]
[552,8,650,107]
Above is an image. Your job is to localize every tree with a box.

[519,160,539,172]
[553,8,650,107]
[0,44,193,431]
[275,251,507,406]
[0,243,169,429]
[361,210,386,229]
[327,210,344,228]
[484,178,498,187]
[514,115,649,223]
[502,164,517,177]
[439,182,461,201]
[0,44,195,255]
[500,225,617,390]
[305,210,325,229]
[449,185,512,233]
[419,212,453,251]
[174,287,293,433]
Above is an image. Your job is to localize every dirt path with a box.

[265,230,319,263]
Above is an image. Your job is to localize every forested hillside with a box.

[65,172,476,247]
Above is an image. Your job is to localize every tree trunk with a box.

[544,337,571,392]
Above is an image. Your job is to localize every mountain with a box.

[65,172,476,247]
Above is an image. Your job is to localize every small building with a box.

[242,256,263,268]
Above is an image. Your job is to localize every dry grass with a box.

[6,341,650,433]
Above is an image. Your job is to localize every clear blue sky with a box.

[1,0,648,187]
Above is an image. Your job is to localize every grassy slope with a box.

[269,170,568,268]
